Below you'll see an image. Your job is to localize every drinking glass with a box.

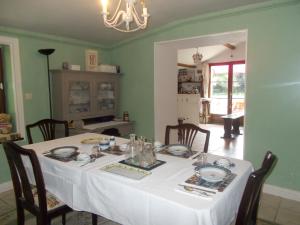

[196,152,207,166]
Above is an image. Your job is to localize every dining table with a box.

[22,132,252,225]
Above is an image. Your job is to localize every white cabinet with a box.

[177,94,201,124]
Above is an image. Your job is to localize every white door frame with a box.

[153,30,247,143]
[0,35,25,137]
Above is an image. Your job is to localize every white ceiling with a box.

[0,0,267,46]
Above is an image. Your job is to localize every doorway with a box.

[154,30,247,159]
[209,61,245,119]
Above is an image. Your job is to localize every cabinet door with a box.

[65,79,93,119]
[94,79,118,115]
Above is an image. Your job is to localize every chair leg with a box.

[62,213,66,225]
[92,213,98,225]
[16,204,25,225]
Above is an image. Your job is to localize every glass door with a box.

[209,61,245,116]
[210,65,229,115]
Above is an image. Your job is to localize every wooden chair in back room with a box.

[165,123,210,153]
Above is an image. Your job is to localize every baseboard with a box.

[263,184,300,202]
[0,181,13,193]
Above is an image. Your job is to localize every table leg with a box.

[222,118,233,139]
[232,118,242,135]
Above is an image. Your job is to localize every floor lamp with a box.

[38,48,55,119]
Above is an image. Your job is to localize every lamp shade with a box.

[38,49,55,56]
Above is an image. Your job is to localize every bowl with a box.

[119,144,128,152]
[76,153,90,162]
[214,158,232,169]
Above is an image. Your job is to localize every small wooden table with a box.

[221,112,244,139]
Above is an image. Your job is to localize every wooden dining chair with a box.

[2,141,73,225]
[165,123,210,153]
[235,151,277,225]
[26,119,69,144]
[3,141,99,225]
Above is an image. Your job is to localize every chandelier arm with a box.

[132,13,144,27]
[104,10,125,26]
[105,0,122,23]
[132,5,144,25]
[112,25,143,32]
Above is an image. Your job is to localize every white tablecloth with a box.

[23,133,252,225]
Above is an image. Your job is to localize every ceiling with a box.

[0,0,268,46]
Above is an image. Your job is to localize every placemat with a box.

[159,147,197,159]
[119,159,166,171]
[44,152,105,162]
[185,173,237,192]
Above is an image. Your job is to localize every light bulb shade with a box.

[38,49,55,56]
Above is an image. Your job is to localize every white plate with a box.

[167,145,188,156]
[196,166,229,183]
[50,146,78,158]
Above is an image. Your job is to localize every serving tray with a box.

[119,159,166,171]
[101,163,151,180]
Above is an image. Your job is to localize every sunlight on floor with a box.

[194,123,244,159]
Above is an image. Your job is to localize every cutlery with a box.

[178,184,217,194]
[80,157,96,167]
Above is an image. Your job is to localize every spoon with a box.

[183,186,213,197]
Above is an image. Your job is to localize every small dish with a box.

[76,153,91,162]
[119,144,128,152]
[213,158,235,169]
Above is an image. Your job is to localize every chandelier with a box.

[193,48,203,65]
[100,0,149,32]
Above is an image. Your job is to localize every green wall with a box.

[0,29,111,183]
[110,0,300,190]
[1,0,300,191]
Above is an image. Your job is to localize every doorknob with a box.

[0,82,3,90]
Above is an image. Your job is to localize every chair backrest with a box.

[165,123,210,153]
[2,141,48,215]
[235,151,277,225]
[26,119,69,144]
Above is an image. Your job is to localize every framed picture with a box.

[85,49,98,71]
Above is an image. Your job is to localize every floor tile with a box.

[0,199,15,216]
[275,207,300,225]
[258,203,278,222]
[279,198,300,214]
[0,190,15,207]
[261,193,281,208]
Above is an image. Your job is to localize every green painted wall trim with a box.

[110,0,299,49]
[0,26,108,49]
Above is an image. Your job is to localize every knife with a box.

[178,184,217,194]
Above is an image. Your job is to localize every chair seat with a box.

[32,186,64,210]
